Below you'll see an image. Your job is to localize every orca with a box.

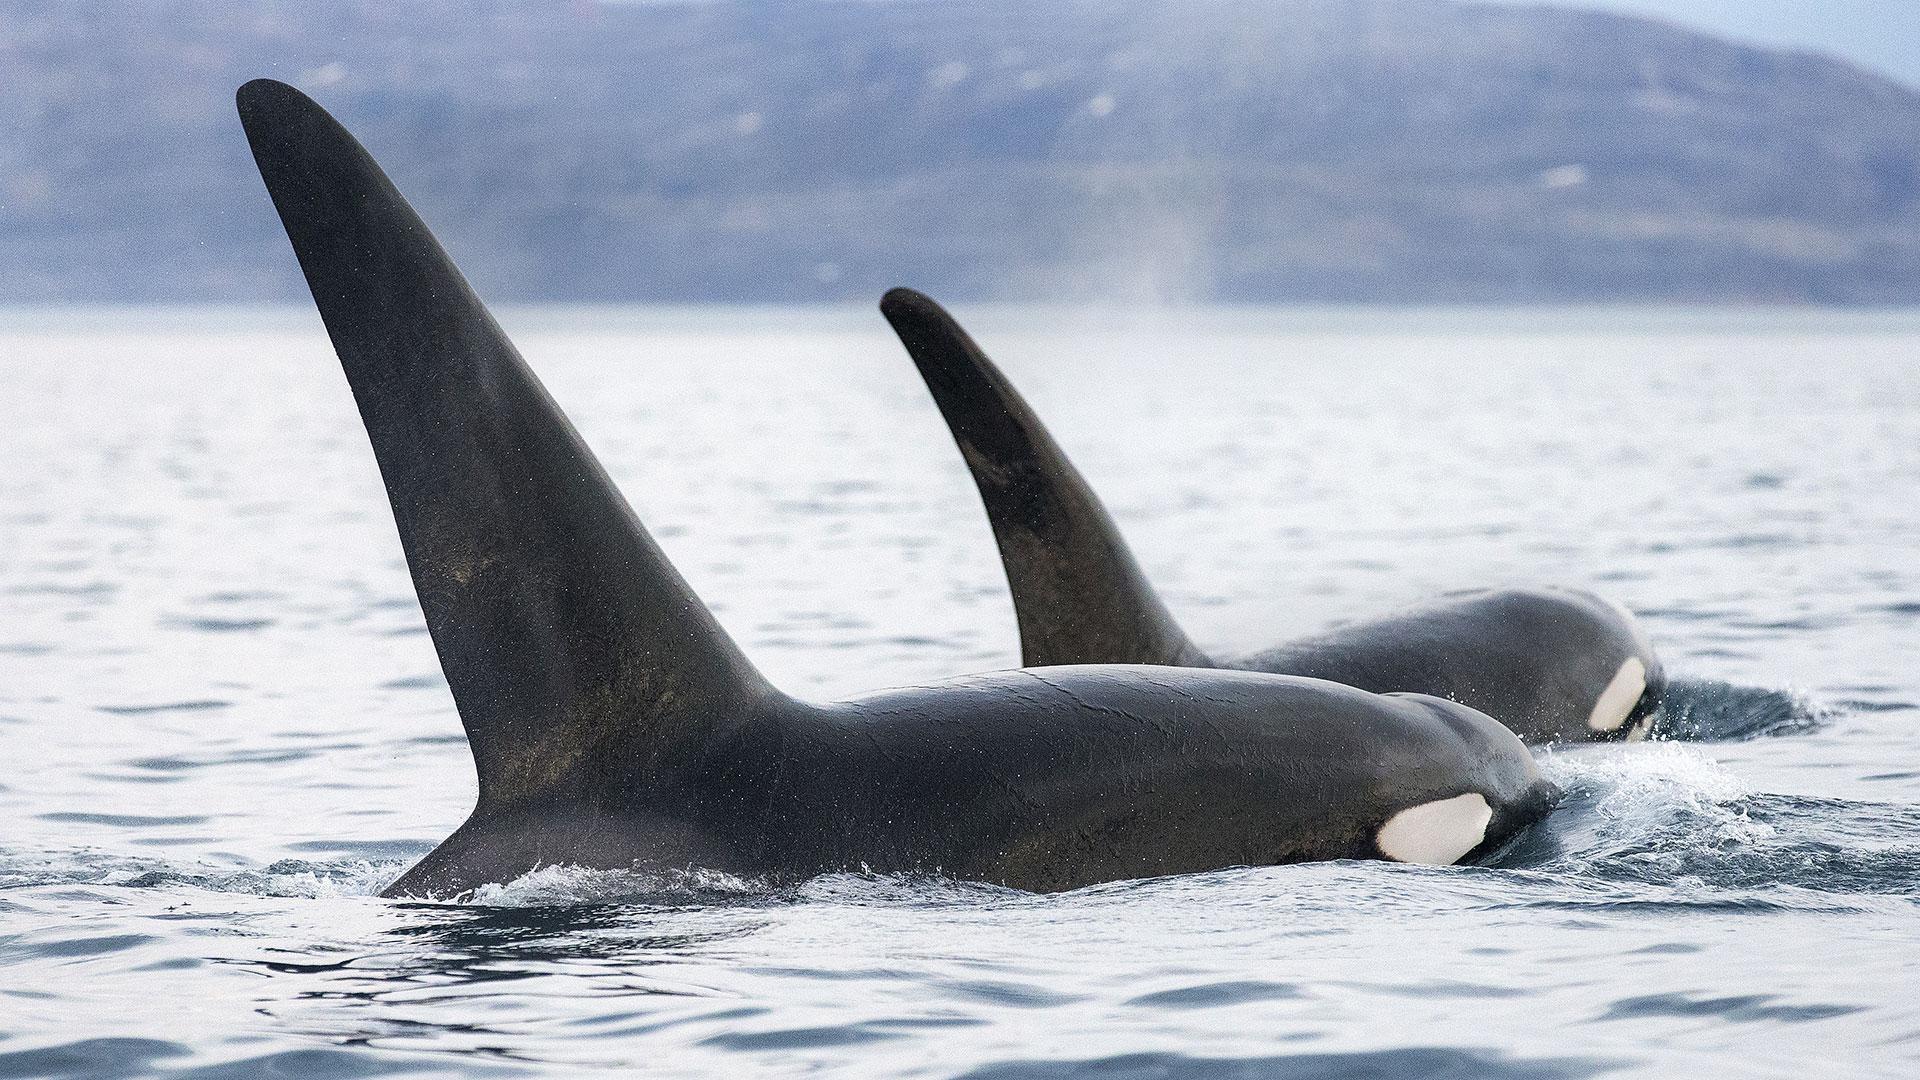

[879,288,1664,744]
[236,78,1556,898]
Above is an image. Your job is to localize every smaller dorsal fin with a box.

[238,79,777,808]
[881,288,1206,668]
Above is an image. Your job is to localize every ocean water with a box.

[0,305,1915,1077]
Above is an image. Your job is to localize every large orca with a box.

[880,289,1664,744]
[236,79,1557,898]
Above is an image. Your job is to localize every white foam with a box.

[1538,742,1772,849]
[1587,656,1648,732]
[461,863,761,907]
[185,859,406,898]
[1375,793,1492,865]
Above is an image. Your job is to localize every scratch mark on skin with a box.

[1021,669,1160,733]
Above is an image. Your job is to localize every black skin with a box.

[236,78,1556,899]
[394,670,1559,897]
[879,288,1666,744]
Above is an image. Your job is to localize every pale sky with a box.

[1477,1,1920,87]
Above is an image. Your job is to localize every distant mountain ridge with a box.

[2,0,1917,303]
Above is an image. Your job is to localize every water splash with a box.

[1534,741,1772,864]
[1514,743,1920,896]
[118,858,404,898]
[461,864,766,907]
[1651,678,1834,741]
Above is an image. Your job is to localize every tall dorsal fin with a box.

[237,79,776,808]
[880,288,1207,668]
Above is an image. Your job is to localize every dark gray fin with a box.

[880,288,1208,668]
[237,79,778,809]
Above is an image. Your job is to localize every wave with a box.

[1649,678,1835,741]
[1509,743,1920,896]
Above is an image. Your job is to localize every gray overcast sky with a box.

[1476,1,1920,87]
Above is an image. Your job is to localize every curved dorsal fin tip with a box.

[877,288,1006,410]
[879,285,937,316]
[878,288,962,360]
[236,77,300,114]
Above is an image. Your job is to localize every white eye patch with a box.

[1587,656,1648,733]
[1376,792,1493,865]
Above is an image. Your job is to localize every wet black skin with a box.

[236,78,1556,899]
[879,288,1666,744]
[395,669,1558,897]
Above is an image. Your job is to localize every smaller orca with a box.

[236,79,1557,898]
[880,289,1664,744]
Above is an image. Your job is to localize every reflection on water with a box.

[0,306,1917,1076]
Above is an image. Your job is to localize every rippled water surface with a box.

[1,306,1916,1077]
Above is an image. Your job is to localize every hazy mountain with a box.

[2,0,1917,303]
